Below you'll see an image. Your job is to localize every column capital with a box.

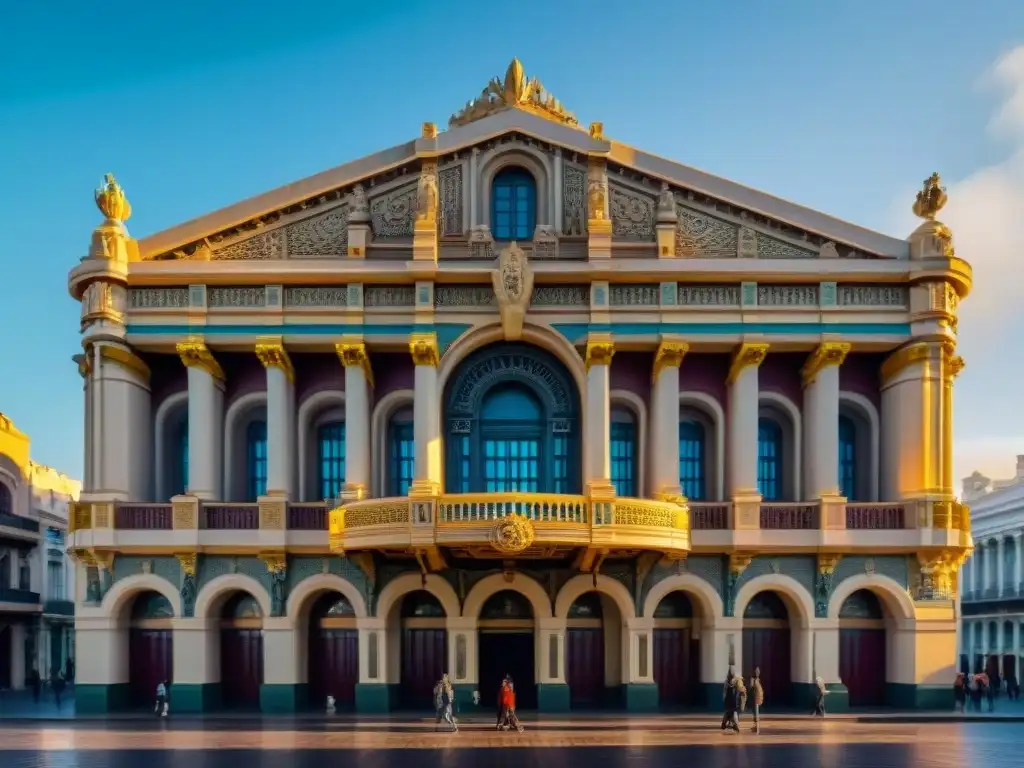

[652,341,688,381]
[98,343,150,384]
[336,340,375,388]
[585,334,615,371]
[255,336,294,383]
[801,341,851,387]
[726,342,769,385]
[409,332,439,366]
[880,339,956,385]
[177,336,224,380]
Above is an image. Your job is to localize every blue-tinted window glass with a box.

[679,420,706,501]
[246,420,268,501]
[838,415,857,501]
[490,169,536,241]
[389,419,415,497]
[175,416,189,497]
[318,421,346,501]
[610,416,637,498]
[757,418,782,501]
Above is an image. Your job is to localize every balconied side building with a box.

[67,60,972,714]
[959,457,1024,682]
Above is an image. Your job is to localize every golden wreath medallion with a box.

[490,513,535,554]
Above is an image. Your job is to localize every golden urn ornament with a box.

[490,514,536,554]
[95,174,131,223]
[912,172,948,220]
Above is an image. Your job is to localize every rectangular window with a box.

[246,421,268,501]
[678,421,706,501]
[483,439,539,493]
[389,422,415,497]
[757,427,780,501]
[610,422,636,497]
[318,422,346,501]
[552,436,569,494]
[459,436,471,494]
[47,561,64,601]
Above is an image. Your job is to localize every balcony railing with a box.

[287,504,328,531]
[0,588,41,605]
[846,503,905,530]
[438,494,589,524]
[115,504,172,530]
[689,503,730,530]
[43,599,74,616]
[202,504,259,530]
[760,503,819,530]
[0,512,40,533]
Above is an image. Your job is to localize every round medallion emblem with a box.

[490,514,536,554]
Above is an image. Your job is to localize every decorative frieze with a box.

[609,284,659,306]
[677,285,740,306]
[212,229,284,261]
[365,285,416,307]
[756,231,817,260]
[434,285,496,308]
[283,287,349,308]
[129,288,188,309]
[284,206,348,258]
[370,183,417,239]
[531,285,589,307]
[609,182,656,242]
[757,285,819,306]
[838,285,909,307]
[675,206,737,258]
[439,165,464,237]
[208,286,266,308]
[562,164,587,236]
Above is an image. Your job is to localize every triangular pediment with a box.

[135,62,908,261]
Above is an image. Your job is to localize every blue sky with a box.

[1,1,1022,484]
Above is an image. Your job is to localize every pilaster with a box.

[177,338,224,500]
[337,339,373,500]
[726,342,768,509]
[255,336,295,499]
[650,340,688,498]
[409,333,441,496]
[801,341,850,500]
[584,334,615,498]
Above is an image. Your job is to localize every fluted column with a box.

[409,333,441,495]
[650,341,688,499]
[997,537,1006,597]
[726,343,769,498]
[801,342,850,499]
[584,335,615,497]
[177,339,225,500]
[337,340,373,499]
[256,337,295,498]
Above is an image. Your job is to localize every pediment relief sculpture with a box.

[449,58,579,129]
[608,181,656,242]
[492,242,534,341]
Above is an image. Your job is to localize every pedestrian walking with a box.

[720,669,740,733]
[953,672,966,713]
[155,681,168,717]
[749,668,765,734]
[811,676,827,717]
[52,672,66,709]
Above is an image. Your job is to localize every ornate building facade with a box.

[67,60,972,714]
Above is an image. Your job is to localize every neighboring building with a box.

[0,413,80,690]
[959,457,1024,683]
[67,59,972,714]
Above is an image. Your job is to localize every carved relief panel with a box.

[562,163,587,236]
[370,183,417,239]
[284,206,349,258]
[675,205,738,258]
[212,229,285,260]
[608,181,656,242]
[439,163,464,237]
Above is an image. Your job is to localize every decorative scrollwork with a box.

[490,514,536,554]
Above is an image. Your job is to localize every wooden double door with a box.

[400,628,447,710]
[838,628,886,707]
[742,628,791,706]
[653,628,701,706]
[309,628,358,708]
[128,628,173,706]
[566,627,605,708]
[221,629,263,708]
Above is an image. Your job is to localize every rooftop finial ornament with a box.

[912,172,948,220]
[448,58,579,129]
[95,174,132,223]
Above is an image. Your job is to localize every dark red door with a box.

[567,627,605,708]
[653,628,691,706]
[742,628,791,706]
[310,629,358,707]
[221,629,263,708]
[839,629,886,707]
[128,629,173,706]
[400,628,446,709]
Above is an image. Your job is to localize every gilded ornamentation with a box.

[801,342,852,387]
[587,162,608,222]
[912,172,948,220]
[258,552,288,617]
[814,554,843,618]
[678,285,741,305]
[949,355,965,379]
[439,165,464,237]
[98,345,149,382]
[589,122,605,140]
[208,286,266,307]
[175,552,197,577]
[725,553,754,617]
[562,164,587,235]
[129,288,189,309]
[283,286,348,307]
[416,160,439,226]
[675,206,737,258]
[585,338,615,371]
[448,58,578,128]
[81,282,126,329]
[653,341,689,381]
[95,174,131,222]
[255,336,294,382]
[212,229,283,260]
[176,337,224,381]
[916,549,965,600]
[343,502,410,529]
[880,340,956,385]
[409,333,440,367]
[370,183,417,238]
[758,285,819,306]
[284,207,348,257]
[613,502,677,529]
[336,341,374,388]
[422,122,438,139]
[492,243,534,340]
[726,343,769,385]
[609,184,656,241]
[490,514,536,554]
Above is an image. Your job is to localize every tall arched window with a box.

[838,415,857,500]
[610,407,637,497]
[245,420,268,501]
[387,407,415,497]
[757,418,783,501]
[491,168,536,241]
[679,420,706,501]
[318,421,346,501]
[172,414,189,497]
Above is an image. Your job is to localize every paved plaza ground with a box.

[0,718,1019,767]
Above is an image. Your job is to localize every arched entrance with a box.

[398,591,447,710]
[742,592,792,706]
[838,589,887,707]
[307,593,358,709]
[567,592,622,709]
[127,592,174,707]
[477,590,536,709]
[652,591,701,707]
[219,592,264,709]
[444,343,581,494]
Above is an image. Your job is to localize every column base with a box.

[355,682,395,713]
[260,683,307,713]
[170,682,221,713]
[74,682,130,714]
[623,682,659,712]
[537,682,571,712]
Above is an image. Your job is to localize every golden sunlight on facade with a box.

[66,59,971,714]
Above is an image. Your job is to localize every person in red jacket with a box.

[496,675,524,732]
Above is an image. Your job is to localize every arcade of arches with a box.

[72,571,946,713]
